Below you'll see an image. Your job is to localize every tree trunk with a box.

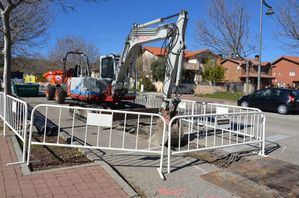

[1,9,12,95]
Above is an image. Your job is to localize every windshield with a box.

[101,57,115,79]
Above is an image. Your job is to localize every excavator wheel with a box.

[55,86,66,104]
[46,85,55,100]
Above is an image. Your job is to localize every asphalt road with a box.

[263,111,299,166]
[24,96,299,197]
[181,94,299,166]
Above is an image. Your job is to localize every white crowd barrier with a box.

[0,93,28,164]
[27,104,167,179]
[167,110,266,173]
[0,92,267,179]
[0,91,5,136]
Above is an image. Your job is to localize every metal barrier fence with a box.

[4,95,28,164]
[0,92,267,179]
[27,104,167,179]
[167,111,266,173]
[0,91,5,136]
[135,94,204,115]
[134,94,259,116]
[135,93,163,109]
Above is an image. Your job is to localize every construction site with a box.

[0,3,299,198]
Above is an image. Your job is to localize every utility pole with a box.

[246,60,250,94]
[258,0,274,90]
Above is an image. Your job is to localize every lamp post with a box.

[258,0,274,90]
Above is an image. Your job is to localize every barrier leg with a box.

[167,126,171,174]
[157,122,166,180]
[259,115,266,156]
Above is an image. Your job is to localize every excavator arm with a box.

[112,10,188,117]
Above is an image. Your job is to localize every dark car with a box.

[172,84,195,94]
[238,88,299,114]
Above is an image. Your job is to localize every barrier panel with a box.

[204,102,261,114]
[4,95,28,164]
[135,94,204,115]
[27,104,167,178]
[135,93,163,109]
[167,111,266,173]
[0,92,5,136]
[0,92,267,179]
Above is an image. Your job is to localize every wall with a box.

[153,81,163,92]
[272,59,299,87]
[194,85,226,95]
[141,51,157,77]
[221,60,242,82]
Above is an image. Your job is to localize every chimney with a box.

[255,55,260,61]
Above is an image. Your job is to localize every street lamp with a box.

[258,0,274,90]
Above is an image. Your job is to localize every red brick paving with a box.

[0,137,129,198]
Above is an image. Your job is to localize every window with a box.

[101,57,115,79]
[292,90,299,97]
[253,89,271,97]
[289,71,296,77]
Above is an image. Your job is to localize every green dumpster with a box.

[12,83,39,97]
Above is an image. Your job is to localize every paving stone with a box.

[0,137,129,198]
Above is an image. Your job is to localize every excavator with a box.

[91,10,188,118]
[43,10,188,144]
[45,10,188,136]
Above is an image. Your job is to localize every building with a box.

[141,46,219,83]
[183,49,219,84]
[272,56,299,88]
[141,46,167,78]
[220,55,273,90]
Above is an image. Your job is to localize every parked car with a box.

[238,88,299,114]
[172,84,195,94]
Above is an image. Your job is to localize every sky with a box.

[39,0,298,62]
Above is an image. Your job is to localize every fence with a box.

[26,104,167,179]
[0,92,5,135]
[2,94,28,164]
[134,94,259,116]
[135,93,163,109]
[167,110,265,173]
[0,92,266,179]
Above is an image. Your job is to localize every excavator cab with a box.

[99,54,120,80]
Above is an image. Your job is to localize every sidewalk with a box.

[0,136,129,198]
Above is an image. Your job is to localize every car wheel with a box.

[240,101,249,107]
[277,104,289,115]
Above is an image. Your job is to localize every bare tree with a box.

[195,0,255,58]
[0,0,95,95]
[49,36,100,65]
[0,2,50,54]
[277,0,299,51]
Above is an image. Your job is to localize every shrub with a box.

[138,76,156,91]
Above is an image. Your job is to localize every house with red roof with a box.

[141,46,219,83]
[220,55,274,90]
[272,56,299,88]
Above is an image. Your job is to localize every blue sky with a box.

[41,0,298,62]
